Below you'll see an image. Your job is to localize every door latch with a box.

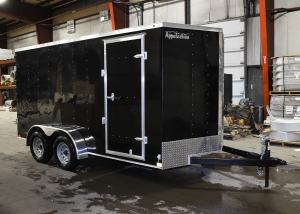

[106,93,121,101]
[101,69,106,77]
[135,136,148,144]
[102,117,107,124]
[106,93,115,101]
[134,52,147,60]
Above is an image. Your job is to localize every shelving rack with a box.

[0,59,16,106]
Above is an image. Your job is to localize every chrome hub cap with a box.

[57,142,70,164]
[33,137,44,158]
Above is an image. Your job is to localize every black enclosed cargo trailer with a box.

[16,22,224,170]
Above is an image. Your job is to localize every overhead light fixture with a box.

[0,0,7,3]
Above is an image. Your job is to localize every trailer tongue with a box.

[190,137,286,187]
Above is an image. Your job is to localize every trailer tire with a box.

[30,131,53,163]
[53,136,79,171]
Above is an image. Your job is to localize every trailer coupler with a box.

[190,138,286,188]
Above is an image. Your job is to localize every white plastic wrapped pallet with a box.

[273,55,300,91]
[270,95,300,119]
[0,49,14,61]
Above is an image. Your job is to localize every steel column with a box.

[185,0,191,24]
[109,0,129,31]
[0,66,2,106]
[36,22,53,44]
[259,0,274,119]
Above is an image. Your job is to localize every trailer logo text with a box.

[165,31,190,40]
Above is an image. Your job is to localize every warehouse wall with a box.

[7,32,37,50]
[129,0,245,27]
[130,0,185,26]
[5,0,300,59]
[274,0,300,57]
[274,11,300,57]
[53,14,112,41]
[247,0,300,63]
[6,14,112,49]
[247,16,261,66]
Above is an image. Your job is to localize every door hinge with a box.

[101,69,106,77]
[134,52,147,60]
[102,117,107,124]
[135,136,148,144]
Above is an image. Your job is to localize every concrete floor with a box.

[0,111,300,214]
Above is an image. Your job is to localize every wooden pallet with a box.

[270,139,300,147]
[223,133,242,141]
[223,128,251,140]
[269,91,300,96]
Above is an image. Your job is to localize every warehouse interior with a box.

[0,0,300,213]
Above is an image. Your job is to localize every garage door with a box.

[201,19,245,104]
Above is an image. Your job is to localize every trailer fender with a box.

[26,125,88,160]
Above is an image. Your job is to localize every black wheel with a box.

[53,136,79,171]
[30,131,53,163]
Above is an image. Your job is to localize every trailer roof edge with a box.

[15,22,222,53]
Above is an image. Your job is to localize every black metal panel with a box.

[16,51,29,136]
[60,43,74,126]
[247,67,264,106]
[224,74,232,105]
[162,28,192,142]
[201,31,220,136]
[106,39,142,155]
[85,38,105,153]
[143,28,163,164]
[192,30,219,137]
[38,45,60,125]
[162,28,219,141]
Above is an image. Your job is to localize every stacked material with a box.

[0,68,16,86]
[270,119,300,142]
[10,69,16,82]
[0,49,14,61]
[273,55,300,91]
[1,75,10,85]
[270,95,300,119]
